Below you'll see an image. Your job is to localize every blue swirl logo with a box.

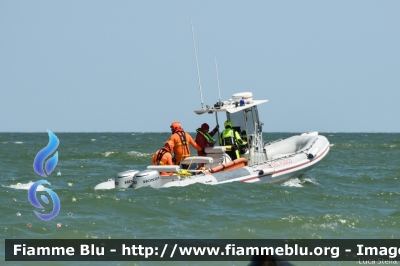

[28,180,60,220]
[29,130,61,221]
[33,130,59,177]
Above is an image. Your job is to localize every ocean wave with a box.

[281,178,303,187]
[335,142,391,149]
[3,181,45,191]
[303,178,320,185]
[127,151,151,157]
[103,151,115,157]
[281,177,319,187]
[101,150,151,158]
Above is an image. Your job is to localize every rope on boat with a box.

[176,169,192,178]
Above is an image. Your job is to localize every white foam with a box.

[281,178,303,187]
[104,151,115,157]
[14,141,23,144]
[3,181,46,191]
[303,178,320,185]
[127,151,150,157]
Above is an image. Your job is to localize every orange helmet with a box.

[170,121,181,131]
[164,140,174,151]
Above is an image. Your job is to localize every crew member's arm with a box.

[169,134,178,155]
[166,153,174,165]
[235,131,247,146]
[151,151,158,165]
[209,125,219,137]
[188,134,203,151]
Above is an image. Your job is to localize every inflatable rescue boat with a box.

[95,92,330,190]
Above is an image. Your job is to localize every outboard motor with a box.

[114,170,139,189]
[132,170,162,189]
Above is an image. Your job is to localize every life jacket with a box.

[221,128,236,146]
[196,129,214,144]
[174,130,190,156]
[156,148,169,165]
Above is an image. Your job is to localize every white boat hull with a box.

[94,132,330,190]
[94,92,330,190]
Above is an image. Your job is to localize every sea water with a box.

[0,132,399,266]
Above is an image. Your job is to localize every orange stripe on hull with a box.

[210,158,248,173]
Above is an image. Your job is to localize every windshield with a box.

[228,106,260,136]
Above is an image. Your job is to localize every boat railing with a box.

[247,122,267,165]
[147,165,181,172]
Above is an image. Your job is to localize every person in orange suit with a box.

[169,121,202,165]
[151,140,175,175]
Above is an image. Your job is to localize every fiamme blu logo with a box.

[28,130,60,221]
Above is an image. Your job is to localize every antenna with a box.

[191,20,204,109]
[214,56,222,102]
[214,56,222,142]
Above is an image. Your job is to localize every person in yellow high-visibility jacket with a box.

[219,120,247,160]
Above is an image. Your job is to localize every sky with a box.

[1,1,399,133]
